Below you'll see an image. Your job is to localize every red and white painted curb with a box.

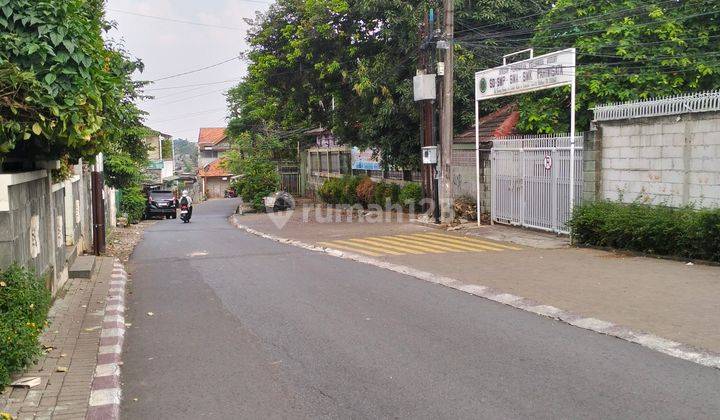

[86,259,127,420]
[230,216,720,370]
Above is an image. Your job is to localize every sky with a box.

[105,0,273,141]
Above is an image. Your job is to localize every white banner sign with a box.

[475,48,575,100]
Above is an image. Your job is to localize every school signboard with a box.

[475,48,575,100]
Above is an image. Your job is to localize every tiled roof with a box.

[198,127,227,146]
[455,104,520,143]
[197,158,231,178]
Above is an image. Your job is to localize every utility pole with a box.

[439,0,454,221]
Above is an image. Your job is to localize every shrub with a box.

[372,182,401,209]
[231,157,279,211]
[341,176,362,205]
[568,201,720,262]
[0,266,51,388]
[318,178,343,204]
[399,183,423,211]
[373,182,388,207]
[120,185,146,224]
[356,177,375,207]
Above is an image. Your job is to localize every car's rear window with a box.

[150,191,174,200]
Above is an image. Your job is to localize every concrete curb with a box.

[230,215,720,370]
[86,258,127,420]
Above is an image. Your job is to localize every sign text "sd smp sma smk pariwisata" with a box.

[475,48,575,101]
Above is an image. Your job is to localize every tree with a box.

[516,0,720,133]
[0,0,147,163]
[227,0,553,168]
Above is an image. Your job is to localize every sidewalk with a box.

[232,208,720,359]
[0,257,122,420]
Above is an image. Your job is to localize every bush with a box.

[231,157,279,211]
[568,201,720,262]
[0,266,51,387]
[356,177,375,206]
[373,182,388,207]
[341,176,362,205]
[120,185,146,224]
[318,178,343,204]
[371,182,402,209]
[399,183,423,211]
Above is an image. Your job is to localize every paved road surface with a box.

[122,199,720,419]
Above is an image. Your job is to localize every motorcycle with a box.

[179,202,191,223]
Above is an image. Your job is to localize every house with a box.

[197,127,230,167]
[197,128,233,199]
[197,158,233,199]
[142,129,175,184]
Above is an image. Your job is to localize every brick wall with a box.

[593,111,720,207]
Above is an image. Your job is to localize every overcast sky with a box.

[106,0,272,141]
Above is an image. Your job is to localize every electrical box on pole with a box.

[422,146,438,164]
[413,74,437,101]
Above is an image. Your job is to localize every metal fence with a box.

[593,90,720,121]
[491,134,584,234]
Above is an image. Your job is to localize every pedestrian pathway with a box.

[0,257,118,420]
[319,232,522,257]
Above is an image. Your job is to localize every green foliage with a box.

[569,201,720,262]
[0,0,147,162]
[0,266,51,388]
[225,1,552,166]
[161,139,173,161]
[372,182,400,208]
[318,177,344,205]
[105,153,142,190]
[228,156,280,212]
[399,183,423,210]
[341,175,361,204]
[517,0,720,133]
[119,185,145,224]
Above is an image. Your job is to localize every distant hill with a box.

[173,138,198,173]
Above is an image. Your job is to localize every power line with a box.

[144,78,243,92]
[107,2,271,30]
[151,56,242,82]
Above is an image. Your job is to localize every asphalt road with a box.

[122,199,720,419]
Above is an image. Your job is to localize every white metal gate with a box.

[491,134,583,234]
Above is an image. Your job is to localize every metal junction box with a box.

[413,74,436,101]
[422,146,438,164]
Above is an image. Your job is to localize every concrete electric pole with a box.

[439,0,454,221]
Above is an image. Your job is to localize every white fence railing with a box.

[593,90,720,121]
[491,134,584,234]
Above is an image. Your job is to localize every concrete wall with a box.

[0,165,95,295]
[450,142,492,215]
[0,176,54,283]
[593,111,720,207]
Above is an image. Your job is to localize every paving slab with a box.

[1,257,120,419]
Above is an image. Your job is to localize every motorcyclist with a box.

[179,190,193,220]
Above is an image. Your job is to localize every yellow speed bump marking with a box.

[332,239,405,256]
[423,232,522,251]
[371,236,447,253]
[395,234,485,253]
[318,242,383,257]
[346,238,425,255]
[410,233,505,251]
